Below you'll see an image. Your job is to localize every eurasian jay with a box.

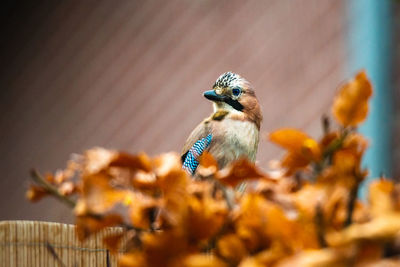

[181,72,262,175]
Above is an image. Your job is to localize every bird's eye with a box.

[232,88,241,96]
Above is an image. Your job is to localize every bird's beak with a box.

[204,90,224,102]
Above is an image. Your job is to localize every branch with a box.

[30,169,76,208]
[315,204,327,248]
[344,177,360,227]
[322,130,348,159]
[30,169,150,233]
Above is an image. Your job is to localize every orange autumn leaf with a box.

[187,195,228,241]
[82,147,117,176]
[238,243,288,267]
[110,151,152,172]
[103,232,125,253]
[269,128,310,151]
[153,153,191,228]
[269,128,321,174]
[131,170,158,190]
[217,234,248,264]
[119,252,146,267]
[217,158,272,187]
[183,254,228,267]
[274,247,355,267]
[327,214,400,247]
[76,214,123,240]
[280,152,310,174]
[129,193,159,229]
[76,172,132,214]
[332,70,372,127]
[26,185,49,202]
[369,179,395,218]
[197,151,219,177]
[140,230,189,267]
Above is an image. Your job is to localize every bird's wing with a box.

[181,121,212,174]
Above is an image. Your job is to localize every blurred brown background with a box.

[0,0,396,223]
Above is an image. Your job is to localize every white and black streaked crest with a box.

[213,72,245,89]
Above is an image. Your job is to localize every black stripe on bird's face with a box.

[203,90,244,111]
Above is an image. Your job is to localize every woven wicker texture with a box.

[0,220,122,267]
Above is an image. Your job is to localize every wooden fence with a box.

[0,220,122,267]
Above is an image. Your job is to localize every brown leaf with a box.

[103,232,124,253]
[197,151,219,177]
[332,70,372,127]
[187,195,228,241]
[217,158,272,187]
[269,128,310,151]
[75,214,123,241]
[327,214,400,247]
[82,147,117,176]
[131,170,158,190]
[26,185,48,202]
[369,179,395,218]
[269,128,321,174]
[156,155,189,227]
[217,234,248,264]
[183,254,228,267]
[77,172,132,214]
[238,243,288,267]
[141,230,188,267]
[110,152,152,172]
[129,193,159,229]
[274,246,356,267]
[119,252,145,267]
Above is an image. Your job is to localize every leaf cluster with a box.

[27,71,400,267]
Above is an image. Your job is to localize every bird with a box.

[181,72,262,175]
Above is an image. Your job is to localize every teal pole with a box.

[346,0,393,198]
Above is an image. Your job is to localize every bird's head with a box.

[204,72,262,129]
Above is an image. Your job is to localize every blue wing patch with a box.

[182,134,212,175]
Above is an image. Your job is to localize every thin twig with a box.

[315,204,327,248]
[322,130,348,159]
[30,169,76,208]
[344,179,360,227]
[322,115,330,135]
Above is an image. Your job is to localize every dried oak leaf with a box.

[140,230,189,267]
[217,234,248,265]
[269,128,321,174]
[369,179,396,218]
[238,243,288,267]
[197,151,219,177]
[274,246,356,267]
[103,232,125,253]
[129,192,159,230]
[119,252,146,267]
[327,214,400,247]
[110,151,152,172]
[76,172,132,215]
[235,194,273,252]
[187,194,228,241]
[332,70,372,127]
[75,214,123,241]
[26,185,49,202]
[155,153,190,227]
[82,147,117,176]
[217,158,272,187]
[237,193,317,253]
[182,254,228,267]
